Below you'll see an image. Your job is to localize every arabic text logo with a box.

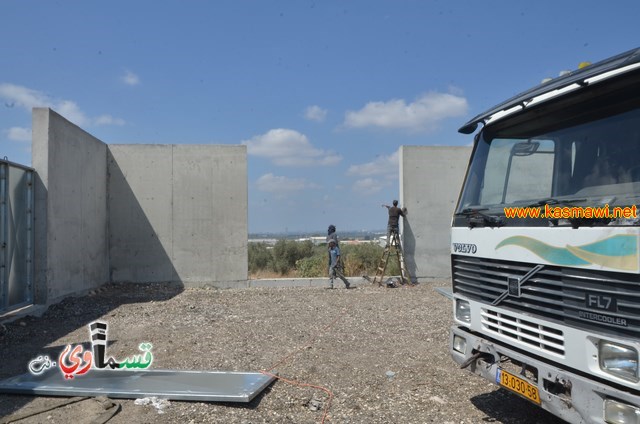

[27,320,154,380]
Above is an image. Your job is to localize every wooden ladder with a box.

[372,230,411,286]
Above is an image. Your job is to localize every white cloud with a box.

[352,177,387,195]
[243,128,342,167]
[95,114,126,126]
[347,150,399,178]
[6,126,31,142]
[122,70,140,86]
[0,83,52,111]
[304,105,327,122]
[349,152,399,195]
[344,91,468,132]
[0,83,125,128]
[256,173,320,197]
[56,100,90,127]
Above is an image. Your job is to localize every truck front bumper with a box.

[451,325,640,424]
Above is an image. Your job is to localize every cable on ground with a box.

[261,303,350,424]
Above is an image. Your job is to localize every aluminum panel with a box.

[435,287,453,300]
[0,370,275,402]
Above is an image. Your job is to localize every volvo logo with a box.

[492,264,545,306]
[453,243,477,254]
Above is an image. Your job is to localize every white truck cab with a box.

[451,47,640,424]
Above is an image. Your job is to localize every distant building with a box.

[248,238,278,246]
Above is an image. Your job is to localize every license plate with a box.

[496,368,541,404]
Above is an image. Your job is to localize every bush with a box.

[248,243,273,274]
[341,243,381,276]
[296,253,327,278]
[271,239,315,275]
[340,243,400,277]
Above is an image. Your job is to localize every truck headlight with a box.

[455,299,471,324]
[599,341,639,382]
[603,398,640,424]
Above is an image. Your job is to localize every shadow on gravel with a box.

[470,389,566,423]
[0,282,184,418]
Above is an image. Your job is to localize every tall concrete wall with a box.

[400,146,471,280]
[108,144,248,285]
[31,108,249,304]
[32,108,109,303]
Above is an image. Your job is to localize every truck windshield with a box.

[456,98,640,225]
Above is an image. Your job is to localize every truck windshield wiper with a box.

[456,207,504,228]
[456,207,487,214]
[526,197,587,208]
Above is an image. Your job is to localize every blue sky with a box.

[1,1,639,233]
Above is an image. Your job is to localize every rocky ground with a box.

[0,280,564,423]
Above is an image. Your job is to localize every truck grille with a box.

[481,308,565,356]
[452,255,640,338]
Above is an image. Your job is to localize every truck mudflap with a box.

[451,326,640,424]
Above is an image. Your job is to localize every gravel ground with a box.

[0,280,565,424]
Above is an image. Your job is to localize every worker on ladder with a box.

[372,200,411,287]
[382,200,407,246]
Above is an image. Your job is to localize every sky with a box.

[1,1,639,234]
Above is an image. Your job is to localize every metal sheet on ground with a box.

[435,287,453,300]
[0,370,275,402]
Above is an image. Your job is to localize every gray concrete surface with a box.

[31,108,249,306]
[107,145,176,283]
[32,108,110,304]
[172,145,247,284]
[108,144,248,285]
[400,145,471,279]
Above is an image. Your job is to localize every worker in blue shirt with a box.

[328,239,350,289]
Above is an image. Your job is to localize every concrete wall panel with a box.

[32,108,109,303]
[108,144,248,284]
[400,146,471,279]
[108,145,176,282]
[32,108,249,302]
[172,145,247,283]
